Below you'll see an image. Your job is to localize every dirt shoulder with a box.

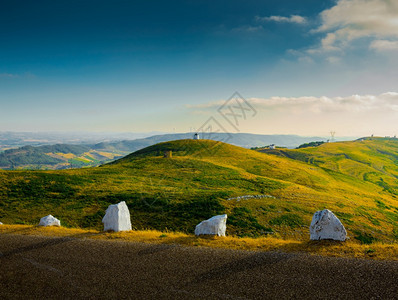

[1,233,398,299]
[1,225,398,261]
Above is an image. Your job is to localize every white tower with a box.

[330,131,336,142]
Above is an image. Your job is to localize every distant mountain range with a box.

[0,131,165,151]
[0,132,354,170]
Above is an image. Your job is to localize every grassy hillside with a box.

[1,139,398,245]
[0,144,126,170]
[261,137,398,195]
[94,132,330,151]
[0,133,332,170]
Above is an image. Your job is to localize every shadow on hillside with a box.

[0,231,105,258]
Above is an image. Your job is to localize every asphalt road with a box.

[1,234,398,299]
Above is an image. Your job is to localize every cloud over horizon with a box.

[186,92,398,136]
[189,92,398,112]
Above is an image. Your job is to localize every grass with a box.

[1,139,398,244]
[271,138,398,196]
[1,147,126,170]
[268,213,305,228]
[1,224,398,261]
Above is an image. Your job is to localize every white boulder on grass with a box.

[102,201,132,232]
[39,215,61,227]
[195,214,227,237]
[310,209,347,241]
[0,222,3,225]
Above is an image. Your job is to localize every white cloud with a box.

[251,93,398,113]
[189,92,398,114]
[318,0,398,36]
[370,39,398,51]
[187,92,398,136]
[256,15,307,24]
[310,0,398,53]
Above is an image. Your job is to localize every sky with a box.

[1,0,398,137]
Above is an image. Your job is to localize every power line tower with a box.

[330,131,336,142]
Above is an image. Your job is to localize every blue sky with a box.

[1,0,398,136]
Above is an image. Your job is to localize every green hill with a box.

[1,138,398,244]
[261,137,398,196]
[0,144,126,170]
[0,146,64,168]
[0,133,332,170]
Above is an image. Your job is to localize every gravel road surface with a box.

[1,234,398,299]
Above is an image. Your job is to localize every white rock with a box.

[310,209,347,241]
[0,222,3,225]
[195,214,227,237]
[102,201,132,232]
[39,215,61,227]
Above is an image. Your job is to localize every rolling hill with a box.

[0,144,126,170]
[0,133,334,170]
[1,138,397,244]
[93,132,331,151]
[260,137,398,196]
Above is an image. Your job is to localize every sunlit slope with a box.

[1,139,398,243]
[120,139,393,202]
[0,144,126,170]
[266,138,398,195]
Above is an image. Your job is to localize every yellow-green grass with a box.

[9,150,125,170]
[267,138,398,195]
[51,150,123,162]
[1,139,398,245]
[95,150,125,159]
[1,225,397,261]
[54,152,76,159]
